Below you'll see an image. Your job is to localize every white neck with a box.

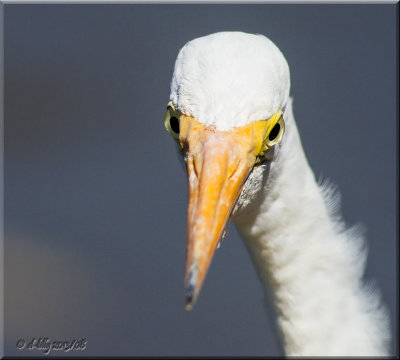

[233,100,390,356]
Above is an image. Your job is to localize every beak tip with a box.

[184,283,195,310]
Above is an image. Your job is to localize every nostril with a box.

[186,155,199,181]
[228,166,238,180]
[227,158,241,180]
[193,159,199,179]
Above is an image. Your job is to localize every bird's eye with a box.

[164,102,181,141]
[268,123,280,141]
[265,114,285,147]
[169,116,180,135]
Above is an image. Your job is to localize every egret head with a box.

[164,32,291,309]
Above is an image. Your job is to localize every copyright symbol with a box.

[16,339,25,349]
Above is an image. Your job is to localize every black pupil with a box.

[170,116,180,134]
[269,123,280,141]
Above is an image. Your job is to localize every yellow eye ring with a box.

[257,110,285,160]
[265,113,285,147]
[164,101,181,141]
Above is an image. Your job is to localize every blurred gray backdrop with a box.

[4,3,397,357]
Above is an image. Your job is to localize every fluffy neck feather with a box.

[233,100,390,356]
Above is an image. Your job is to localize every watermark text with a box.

[16,337,87,354]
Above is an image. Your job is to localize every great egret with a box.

[163,32,390,356]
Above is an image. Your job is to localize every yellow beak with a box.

[179,116,271,310]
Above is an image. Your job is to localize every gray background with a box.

[4,4,397,357]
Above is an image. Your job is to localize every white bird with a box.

[163,31,390,356]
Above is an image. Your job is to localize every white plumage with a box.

[166,31,390,356]
[170,32,289,131]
